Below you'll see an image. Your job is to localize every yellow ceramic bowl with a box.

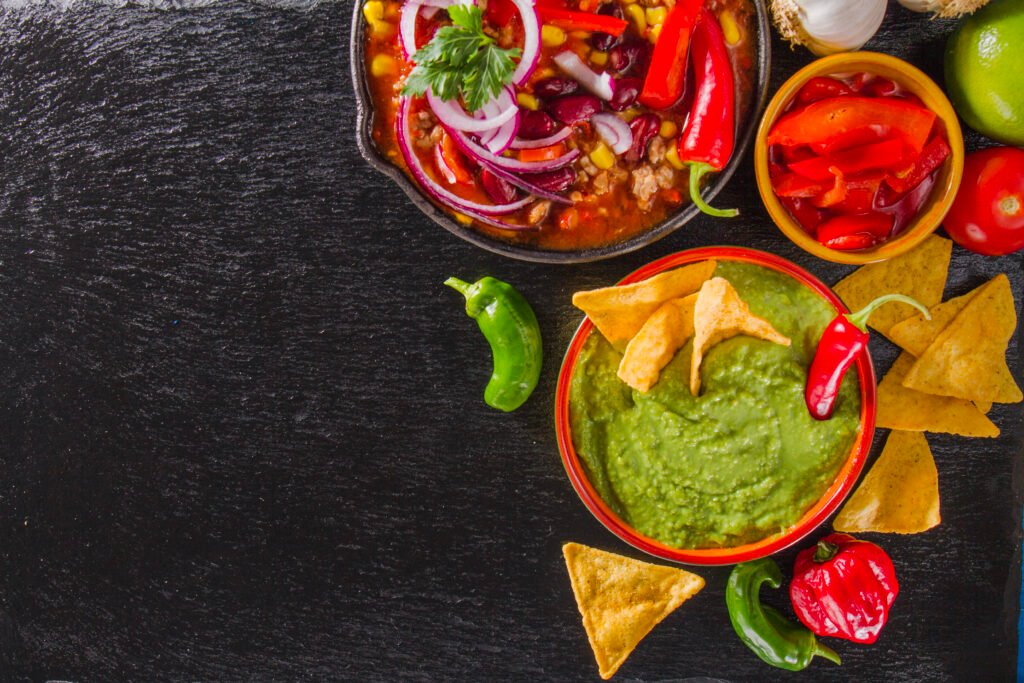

[754,52,964,265]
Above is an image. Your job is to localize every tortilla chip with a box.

[877,353,999,437]
[833,234,952,339]
[563,542,704,680]
[976,401,993,414]
[887,287,978,357]
[902,274,1022,404]
[573,261,716,351]
[833,430,940,534]
[617,295,697,392]
[689,277,791,395]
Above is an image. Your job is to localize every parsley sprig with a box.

[401,3,521,112]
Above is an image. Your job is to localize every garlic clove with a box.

[897,0,990,19]
[771,0,887,56]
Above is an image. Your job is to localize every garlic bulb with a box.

[897,0,990,19]
[771,0,887,57]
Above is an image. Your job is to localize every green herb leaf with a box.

[400,3,521,113]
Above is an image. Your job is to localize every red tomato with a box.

[944,147,1024,255]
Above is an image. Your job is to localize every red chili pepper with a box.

[790,534,900,644]
[767,97,937,157]
[795,76,854,106]
[787,138,908,182]
[805,292,929,419]
[638,0,702,110]
[536,6,628,35]
[677,8,737,218]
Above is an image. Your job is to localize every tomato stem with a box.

[999,194,1021,218]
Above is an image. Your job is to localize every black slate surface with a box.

[0,1,1021,681]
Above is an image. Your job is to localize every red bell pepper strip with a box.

[677,8,737,218]
[790,534,900,644]
[536,7,628,35]
[771,172,826,198]
[487,0,518,26]
[638,0,702,110]
[815,213,893,250]
[788,138,908,182]
[795,76,854,106]
[805,292,929,419]
[885,134,951,194]
[767,97,937,157]
[780,196,825,232]
[812,167,848,208]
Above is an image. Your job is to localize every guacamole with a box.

[569,261,862,549]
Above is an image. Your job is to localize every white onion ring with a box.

[592,113,633,155]
[426,89,519,133]
[509,0,541,86]
[510,127,572,149]
[477,87,520,154]
[553,50,614,101]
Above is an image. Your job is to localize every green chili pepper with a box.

[726,558,841,672]
[445,276,542,412]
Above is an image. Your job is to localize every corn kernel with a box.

[541,24,567,47]
[517,92,540,110]
[570,30,591,40]
[590,50,608,67]
[624,4,647,33]
[454,212,473,225]
[719,11,741,46]
[534,67,557,79]
[645,7,667,26]
[619,108,640,122]
[362,0,384,23]
[659,120,677,138]
[589,142,616,170]
[371,54,397,77]
[665,140,685,170]
[648,23,662,43]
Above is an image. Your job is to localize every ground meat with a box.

[526,200,552,225]
[647,136,666,165]
[579,155,600,176]
[655,164,675,189]
[609,165,629,185]
[630,164,661,210]
[412,112,441,149]
[592,171,611,195]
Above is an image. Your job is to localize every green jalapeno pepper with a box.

[726,558,841,672]
[445,276,542,412]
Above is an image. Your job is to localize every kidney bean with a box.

[522,167,577,193]
[608,77,641,112]
[517,110,559,139]
[608,41,649,76]
[548,94,602,125]
[480,168,519,204]
[533,77,580,100]
[590,3,624,51]
[625,113,660,163]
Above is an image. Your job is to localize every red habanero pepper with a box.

[790,534,899,644]
[677,8,738,218]
[637,0,702,110]
[536,7,628,35]
[805,293,929,419]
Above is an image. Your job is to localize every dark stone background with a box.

[0,1,1020,680]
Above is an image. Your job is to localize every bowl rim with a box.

[553,246,877,566]
[754,51,965,266]
[350,0,772,264]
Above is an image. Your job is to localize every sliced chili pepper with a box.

[517,142,566,163]
[780,196,826,232]
[772,172,826,198]
[637,0,702,110]
[815,213,894,251]
[788,138,908,182]
[805,293,929,419]
[677,8,737,218]
[812,167,848,208]
[536,7,628,35]
[767,97,937,157]
[795,76,854,106]
[885,134,951,194]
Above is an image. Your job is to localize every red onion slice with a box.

[396,97,534,217]
[427,89,518,133]
[591,112,633,155]
[553,51,614,101]
[477,158,573,204]
[448,127,580,173]
[400,0,464,58]
[510,126,572,149]
[476,87,519,154]
[509,0,541,86]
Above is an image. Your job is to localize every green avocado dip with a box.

[569,261,861,549]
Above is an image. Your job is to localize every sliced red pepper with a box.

[767,97,937,157]
[781,196,826,233]
[487,0,518,26]
[537,7,628,35]
[780,144,817,166]
[795,77,854,106]
[885,134,951,194]
[816,213,894,250]
[861,77,898,98]
[772,172,826,198]
[812,167,848,208]
[436,131,473,185]
[638,0,703,110]
[830,170,886,214]
[517,142,566,162]
[788,138,907,182]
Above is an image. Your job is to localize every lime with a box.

[945,0,1024,146]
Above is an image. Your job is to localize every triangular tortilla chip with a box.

[690,277,790,395]
[572,261,716,351]
[902,274,1022,404]
[833,430,940,534]
[563,542,704,680]
[833,234,952,339]
[887,288,977,357]
[976,401,993,414]
[877,353,999,437]
[617,295,697,392]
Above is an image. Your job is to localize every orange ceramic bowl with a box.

[755,52,965,265]
[554,247,876,566]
